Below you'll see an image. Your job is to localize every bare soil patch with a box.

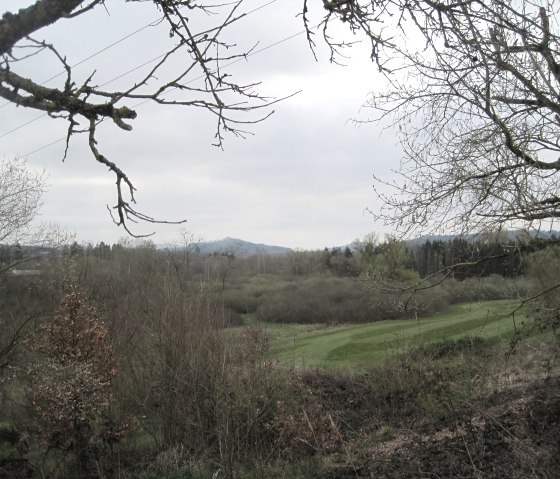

[300,365,560,478]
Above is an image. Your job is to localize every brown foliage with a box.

[29,291,117,445]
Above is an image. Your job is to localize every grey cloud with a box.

[2,1,401,249]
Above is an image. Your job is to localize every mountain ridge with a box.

[158,229,560,255]
[174,237,293,255]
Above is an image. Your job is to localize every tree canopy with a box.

[4,1,560,240]
[310,0,560,237]
[0,1,277,235]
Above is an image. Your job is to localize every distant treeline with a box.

[408,236,559,279]
[3,233,559,282]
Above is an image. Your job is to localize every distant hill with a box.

[192,237,292,256]
[157,229,560,256]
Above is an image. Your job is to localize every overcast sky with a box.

[1,0,402,250]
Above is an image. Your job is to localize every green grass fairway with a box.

[267,300,526,370]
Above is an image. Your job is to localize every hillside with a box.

[268,300,521,369]
[195,237,292,255]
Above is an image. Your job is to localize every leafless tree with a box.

[309,0,560,238]
[1,1,279,235]
[0,157,45,245]
[0,157,72,276]
[0,157,72,375]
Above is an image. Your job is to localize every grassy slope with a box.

[267,300,525,370]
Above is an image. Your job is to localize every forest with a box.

[1,233,559,478]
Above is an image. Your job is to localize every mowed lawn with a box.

[266,300,526,370]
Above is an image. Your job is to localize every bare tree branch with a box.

[307,0,560,237]
[0,0,88,56]
[1,0,279,235]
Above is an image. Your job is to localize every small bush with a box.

[406,336,495,361]
[446,275,531,302]
[254,276,408,324]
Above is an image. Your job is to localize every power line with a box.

[15,3,308,160]
[0,51,171,141]
[0,112,45,139]
[0,0,280,140]
[130,24,309,110]
[42,21,163,85]
[245,0,279,15]
[0,16,163,111]
[22,26,309,159]
[23,137,66,157]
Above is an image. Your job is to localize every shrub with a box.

[406,336,495,361]
[445,275,531,303]
[28,290,123,475]
[254,276,396,324]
